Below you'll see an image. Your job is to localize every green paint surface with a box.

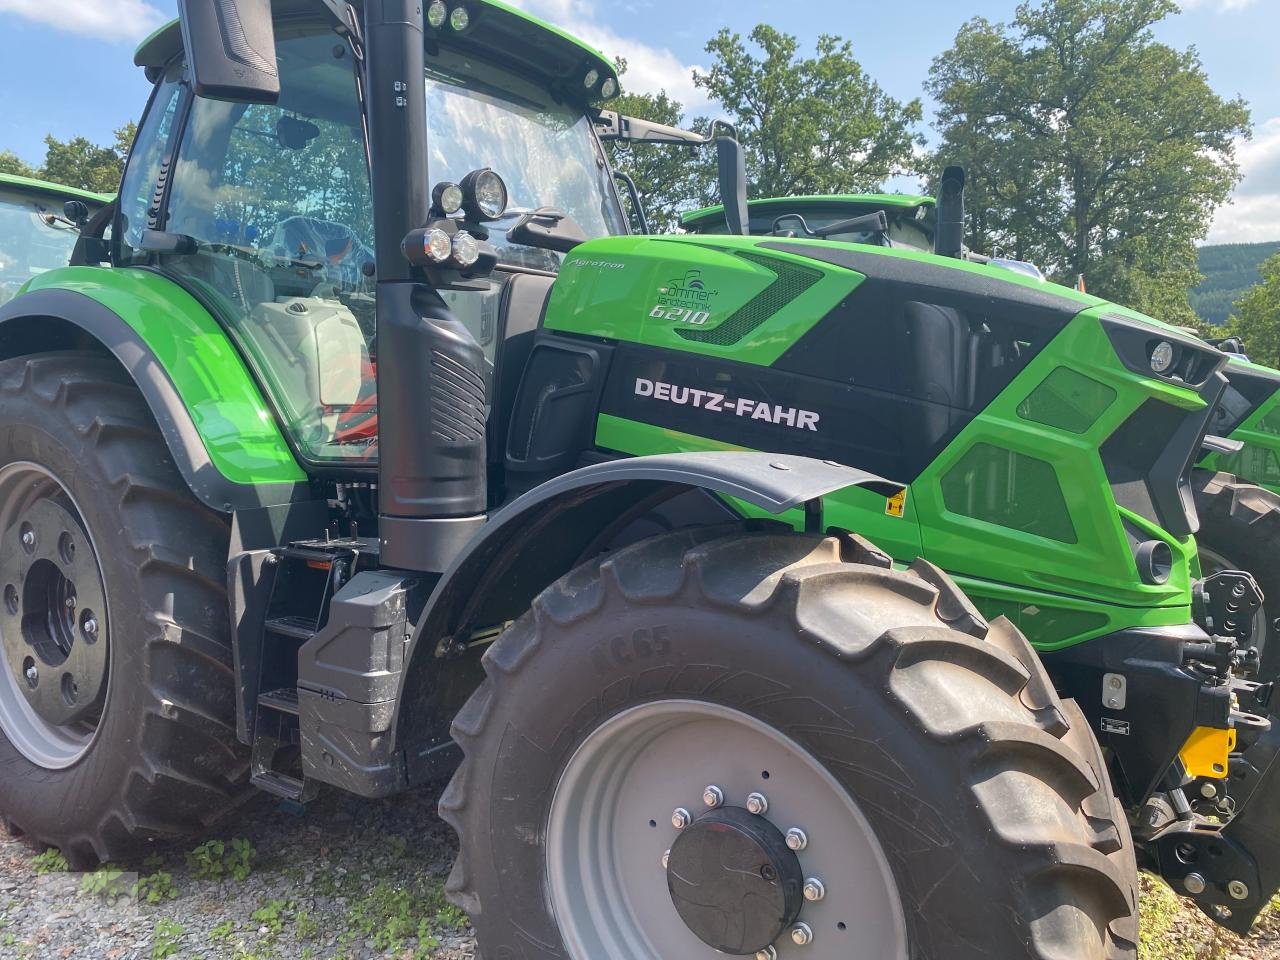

[20,267,305,486]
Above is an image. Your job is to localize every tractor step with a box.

[264,616,318,641]
[250,767,315,802]
[258,687,300,716]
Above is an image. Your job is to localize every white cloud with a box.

[1208,117,1280,243]
[1179,0,1258,11]
[506,0,708,112]
[0,0,166,42]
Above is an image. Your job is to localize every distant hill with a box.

[1193,241,1280,326]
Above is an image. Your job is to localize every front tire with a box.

[1193,470,1280,678]
[442,525,1137,959]
[0,352,247,864]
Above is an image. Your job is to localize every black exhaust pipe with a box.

[933,165,966,260]
[365,0,487,572]
[716,137,750,237]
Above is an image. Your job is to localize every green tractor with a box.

[681,187,1280,680]
[0,173,110,306]
[0,2,1277,957]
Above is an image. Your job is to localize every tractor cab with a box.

[0,174,110,306]
[129,1,627,471]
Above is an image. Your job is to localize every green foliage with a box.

[0,151,37,180]
[1192,242,1280,325]
[132,869,178,905]
[604,59,712,233]
[30,849,67,875]
[152,919,183,960]
[251,898,288,937]
[0,123,134,194]
[1222,252,1280,368]
[927,0,1251,323]
[79,866,129,901]
[209,920,236,942]
[186,838,256,882]
[342,877,466,958]
[695,25,923,199]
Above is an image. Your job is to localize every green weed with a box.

[152,919,183,959]
[30,849,67,875]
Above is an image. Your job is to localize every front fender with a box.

[0,269,307,511]
[392,451,903,769]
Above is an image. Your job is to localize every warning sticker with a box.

[1101,718,1130,736]
[885,489,908,518]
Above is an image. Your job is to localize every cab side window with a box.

[162,26,376,462]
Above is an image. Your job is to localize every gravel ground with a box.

[1,786,1279,960]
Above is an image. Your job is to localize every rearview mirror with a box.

[178,0,280,104]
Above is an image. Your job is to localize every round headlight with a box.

[433,181,464,216]
[426,0,448,28]
[449,5,471,31]
[1150,341,1176,374]
[461,168,509,221]
[425,228,453,263]
[600,77,619,99]
[584,68,600,90]
[452,231,480,268]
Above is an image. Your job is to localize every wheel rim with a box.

[0,463,109,769]
[1200,545,1268,654]
[546,699,908,959]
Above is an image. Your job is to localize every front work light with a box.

[425,228,453,263]
[452,231,481,268]
[461,168,509,221]
[600,77,619,99]
[1150,341,1176,374]
[427,0,448,28]
[584,69,600,90]
[432,181,465,216]
[449,6,471,31]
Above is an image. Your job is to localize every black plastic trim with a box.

[0,288,308,512]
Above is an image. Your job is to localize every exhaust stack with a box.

[933,165,966,260]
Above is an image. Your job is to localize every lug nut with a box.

[64,596,75,609]
[786,828,809,851]
[790,922,814,946]
[661,849,670,869]
[803,877,826,902]
[746,792,769,816]
[24,664,37,685]
[755,948,777,960]
[21,530,34,549]
[1184,873,1207,895]
[1228,880,1250,901]
[703,785,724,808]
[83,618,98,637]
[671,808,691,830]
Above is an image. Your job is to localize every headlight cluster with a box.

[582,66,619,101]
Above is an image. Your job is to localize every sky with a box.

[0,0,1274,244]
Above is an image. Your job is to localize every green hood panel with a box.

[20,267,305,487]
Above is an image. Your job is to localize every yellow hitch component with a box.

[1179,726,1237,780]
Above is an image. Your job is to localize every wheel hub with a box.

[666,805,804,955]
[0,497,108,728]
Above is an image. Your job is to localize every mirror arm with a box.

[613,171,650,234]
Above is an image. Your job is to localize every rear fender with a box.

[0,272,307,511]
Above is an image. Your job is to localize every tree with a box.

[0,151,37,179]
[694,25,923,198]
[602,60,713,233]
[1224,253,1280,369]
[39,124,135,195]
[927,0,1250,324]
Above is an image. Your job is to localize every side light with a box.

[1150,341,1176,374]
[425,228,453,263]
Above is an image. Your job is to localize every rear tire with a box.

[442,525,1137,959]
[1193,470,1280,678]
[0,352,247,865]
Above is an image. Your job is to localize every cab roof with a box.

[681,193,936,229]
[0,172,112,206]
[134,0,619,100]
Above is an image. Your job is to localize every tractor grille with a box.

[677,253,822,346]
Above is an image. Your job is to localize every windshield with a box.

[0,195,84,304]
[425,49,627,272]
